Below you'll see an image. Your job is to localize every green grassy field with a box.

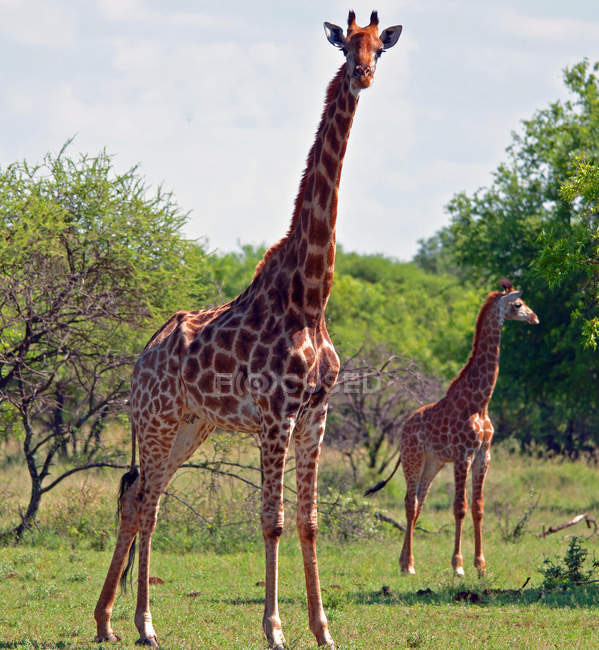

[1,445,598,648]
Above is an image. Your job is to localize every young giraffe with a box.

[94,12,402,650]
[366,281,539,577]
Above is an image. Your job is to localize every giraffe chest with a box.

[181,323,338,431]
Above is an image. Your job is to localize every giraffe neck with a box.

[250,65,359,321]
[448,300,504,410]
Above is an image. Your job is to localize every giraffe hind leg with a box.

[94,471,140,642]
[133,418,214,647]
[399,446,424,574]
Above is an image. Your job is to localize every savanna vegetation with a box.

[0,61,598,648]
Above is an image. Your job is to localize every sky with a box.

[1,0,598,261]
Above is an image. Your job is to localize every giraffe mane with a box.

[252,65,346,279]
[447,291,504,393]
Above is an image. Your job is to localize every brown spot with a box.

[214,353,235,374]
[198,370,215,393]
[287,354,307,377]
[199,344,214,368]
[313,137,323,165]
[246,295,266,331]
[314,171,330,210]
[298,238,308,264]
[184,358,200,382]
[283,246,297,271]
[216,329,235,349]
[304,174,314,202]
[336,114,351,136]
[250,345,269,374]
[270,352,284,375]
[262,318,282,345]
[306,287,321,309]
[291,271,303,307]
[327,127,340,154]
[189,338,201,355]
[221,395,239,412]
[309,217,330,248]
[321,149,337,182]
[204,396,219,411]
[284,310,303,332]
[270,385,285,418]
[304,346,316,366]
[273,337,288,362]
[305,254,324,279]
[236,329,257,361]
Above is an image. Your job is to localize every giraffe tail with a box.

[117,422,139,593]
[363,454,401,496]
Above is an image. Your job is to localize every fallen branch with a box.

[374,512,431,534]
[539,513,598,538]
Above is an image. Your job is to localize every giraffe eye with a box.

[514,302,522,308]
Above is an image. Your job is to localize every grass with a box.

[0,442,599,648]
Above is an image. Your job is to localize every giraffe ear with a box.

[500,290,522,303]
[324,22,346,49]
[379,25,402,50]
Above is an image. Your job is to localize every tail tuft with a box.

[364,454,402,497]
[364,480,388,497]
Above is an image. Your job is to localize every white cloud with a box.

[0,0,75,48]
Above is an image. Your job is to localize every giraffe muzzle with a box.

[352,65,373,87]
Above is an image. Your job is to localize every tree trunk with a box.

[14,478,43,541]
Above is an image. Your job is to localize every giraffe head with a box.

[497,285,539,325]
[324,11,402,95]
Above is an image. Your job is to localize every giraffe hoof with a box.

[454,567,465,577]
[94,633,121,643]
[401,567,415,575]
[135,635,159,647]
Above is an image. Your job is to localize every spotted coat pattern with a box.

[94,11,402,650]
[396,289,538,576]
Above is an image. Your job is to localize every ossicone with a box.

[499,277,513,293]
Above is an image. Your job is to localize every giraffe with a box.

[365,280,539,577]
[93,11,402,649]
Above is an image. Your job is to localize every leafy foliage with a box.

[0,143,211,538]
[540,536,599,591]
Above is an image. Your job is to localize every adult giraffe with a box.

[94,11,402,649]
[366,281,539,577]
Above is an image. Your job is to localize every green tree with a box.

[537,157,599,349]
[416,60,599,454]
[0,143,210,539]
[328,250,480,379]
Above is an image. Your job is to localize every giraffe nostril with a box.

[353,65,370,78]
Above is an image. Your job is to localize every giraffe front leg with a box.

[452,458,472,577]
[294,412,335,649]
[260,423,292,650]
[472,444,491,577]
